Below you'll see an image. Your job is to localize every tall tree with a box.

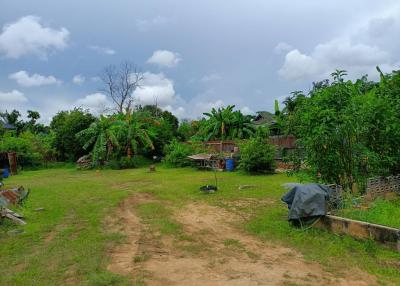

[50,108,96,161]
[27,110,40,125]
[100,61,143,113]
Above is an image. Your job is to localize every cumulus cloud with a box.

[278,9,400,81]
[147,50,181,68]
[72,74,85,85]
[9,70,61,87]
[133,72,176,106]
[274,42,293,54]
[136,16,169,31]
[0,16,69,59]
[88,45,116,55]
[0,89,27,104]
[241,106,254,115]
[163,105,186,119]
[75,93,111,115]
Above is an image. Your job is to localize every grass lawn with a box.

[1,166,399,285]
[337,197,400,229]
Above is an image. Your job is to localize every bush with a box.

[239,137,276,173]
[163,140,204,167]
[0,131,56,169]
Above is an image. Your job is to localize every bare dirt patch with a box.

[105,193,155,276]
[107,196,379,286]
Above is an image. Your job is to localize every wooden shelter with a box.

[0,152,17,175]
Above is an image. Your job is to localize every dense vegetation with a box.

[0,102,267,171]
[2,66,400,181]
[277,68,400,190]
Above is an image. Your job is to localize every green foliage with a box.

[285,69,400,189]
[338,197,400,228]
[77,115,120,166]
[274,99,280,115]
[196,105,255,141]
[177,120,198,141]
[51,108,96,162]
[0,131,56,168]
[163,140,203,167]
[239,136,276,173]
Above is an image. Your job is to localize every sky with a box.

[1,0,399,123]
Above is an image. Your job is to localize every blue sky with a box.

[1,0,399,123]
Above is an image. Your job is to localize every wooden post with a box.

[8,152,17,175]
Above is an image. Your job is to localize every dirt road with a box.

[106,194,378,286]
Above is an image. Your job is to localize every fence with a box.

[366,175,400,197]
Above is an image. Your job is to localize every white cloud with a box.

[195,99,224,115]
[241,106,254,115]
[201,72,222,82]
[278,49,320,81]
[72,74,85,85]
[147,50,182,68]
[163,105,186,119]
[9,70,61,87]
[274,42,293,54]
[278,9,400,81]
[0,90,27,104]
[0,16,69,59]
[136,16,169,31]
[75,93,111,115]
[133,72,176,106]
[88,45,116,55]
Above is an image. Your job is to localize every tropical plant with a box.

[230,111,256,139]
[76,116,119,165]
[196,105,255,141]
[114,112,155,159]
[201,105,235,140]
[290,68,400,190]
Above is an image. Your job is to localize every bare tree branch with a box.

[100,61,143,114]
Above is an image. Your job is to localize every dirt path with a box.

[106,195,379,285]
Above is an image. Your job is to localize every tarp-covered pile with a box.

[281,183,334,223]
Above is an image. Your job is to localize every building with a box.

[0,119,16,130]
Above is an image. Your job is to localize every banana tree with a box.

[76,115,119,165]
[230,111,255,139]
[115,112,155,158]
[202,105,235,140]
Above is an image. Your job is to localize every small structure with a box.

[314,215,400,252]
[0,152,17,175]
[202,140,237,153]
[188,154,225,170]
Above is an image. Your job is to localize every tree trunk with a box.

[127,145,132,159]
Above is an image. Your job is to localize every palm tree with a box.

[77,115,119,165]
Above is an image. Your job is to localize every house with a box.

[252,111,275,126]
[0,119,16,130]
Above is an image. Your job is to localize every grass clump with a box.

[338,197,400,228]
[137,202,181,235]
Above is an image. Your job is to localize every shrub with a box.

[163,140,205,167]
[0,131,56,169]
[239,137,276,173]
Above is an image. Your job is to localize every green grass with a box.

[337,197,400,228]
[0,166,399,285]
